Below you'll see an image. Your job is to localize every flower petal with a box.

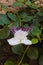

[21,38,32,45]
[10,27,17,33]
[7,38,20,46]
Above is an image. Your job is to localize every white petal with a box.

[7,38,20,46]
[21,38,32,45]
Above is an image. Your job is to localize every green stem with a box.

[8,23,13,28]
[18,46,29,65]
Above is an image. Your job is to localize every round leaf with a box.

[4,60,14,65]
[11,44,24,55]
[1,5,8,11]
[27,47,39,60]
[26,0,38,9]
[17,0,24,2]
[12,1,23,7]
[0,27,10,39]
[0,14,10,25]
[7,13,17,22]
[31,26,41,36]
[32,38,38,44]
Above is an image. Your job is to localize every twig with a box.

[18,46,29,65]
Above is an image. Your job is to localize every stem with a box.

[18,46,29,65]
[8,23,13,28]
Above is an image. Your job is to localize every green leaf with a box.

[7,13,17,22]
[1,5,8,11]
[20,13,28,18]
[26,0,32,6]
[39,55,43,65]
[12,1,23,7]
[32,20,40,27]
[31,26,41,36]
[0,27,10,39]
[30,3,38,9]
[4,60,14,65]
[26,0,38,9]
[7,13,20,27]
[11,44,24,55]
[20,13,33,22]
[27,47,39,60]
[0,14,10,25]
[17,0,24,3]
[22,16,33,21]
[37,12,43,16]
[32,38,38,44]
[13,22,19,28]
